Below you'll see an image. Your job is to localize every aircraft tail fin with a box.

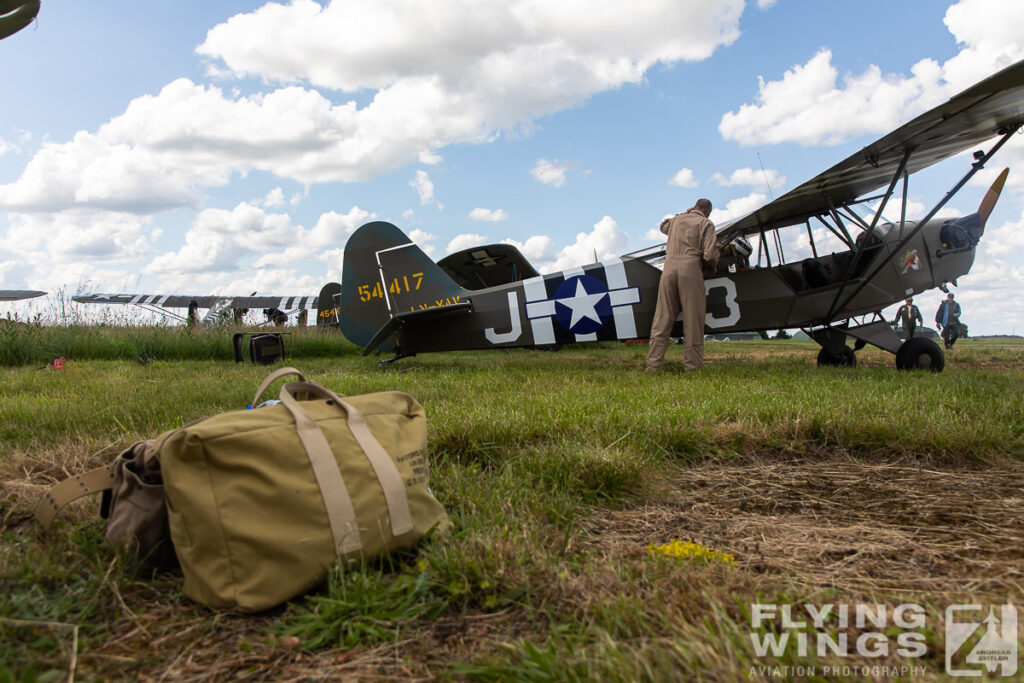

[316,281,341,327]
[339,221,467,350]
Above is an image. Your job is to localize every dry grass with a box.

[578,454,1024,600]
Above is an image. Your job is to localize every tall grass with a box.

[0,322,358,366]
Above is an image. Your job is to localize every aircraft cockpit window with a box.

[855,221,893,245]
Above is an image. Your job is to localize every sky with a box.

[2,0,1024,335]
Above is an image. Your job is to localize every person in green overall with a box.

[891,297,923,339]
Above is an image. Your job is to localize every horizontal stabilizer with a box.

[363,301,472,355]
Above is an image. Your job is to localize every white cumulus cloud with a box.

[542,216,630,272]
[411,170,438,206]
[668,168,697,188]
[0,0,746,271]
[531,158,574,188]
[719,0,1024,147]
[468,207,508,222]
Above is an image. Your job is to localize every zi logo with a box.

[946,604,1017,677]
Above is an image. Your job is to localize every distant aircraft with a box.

[0,289,46,302]
[0,1,40,40]
[336,58,1024,372]
[73,282,342,327]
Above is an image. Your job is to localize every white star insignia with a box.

[558,279,607,329]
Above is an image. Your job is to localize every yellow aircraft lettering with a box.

[409,294,462,311]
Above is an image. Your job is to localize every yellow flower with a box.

[646,540,736,566]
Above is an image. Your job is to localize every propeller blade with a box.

[977,167,1009,234]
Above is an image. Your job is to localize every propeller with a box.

[977,167,1009,235]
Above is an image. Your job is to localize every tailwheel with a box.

[816,346,857,368]
[895,337,944,372]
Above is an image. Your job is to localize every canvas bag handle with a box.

[250,366,308,408]
[277,381,414,555]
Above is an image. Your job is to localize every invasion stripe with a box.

[604,258,638,339]
[523,276,555,345]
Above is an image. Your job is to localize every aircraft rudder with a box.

[339,221,466,349]
[316,281,342,327]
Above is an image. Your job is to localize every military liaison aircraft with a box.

[337,58,1024,372]
[74,283,342,327]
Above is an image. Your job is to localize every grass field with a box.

[2,327,1022,681]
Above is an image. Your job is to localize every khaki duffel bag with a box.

[38,367,449,612]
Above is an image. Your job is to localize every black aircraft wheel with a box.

[816,346,857,368]
[895,337,944,372]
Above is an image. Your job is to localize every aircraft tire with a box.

[816,346,856,368]
[895,337,944,372]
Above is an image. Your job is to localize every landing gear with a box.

[895,337,944,372]
[377,349,416,368]
[816,346,857,368]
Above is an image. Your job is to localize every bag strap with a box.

[35,464,116,533]
[250,366,308,408]
[35,441,156,534]
[277,386,361,554]
[279,381,414,550]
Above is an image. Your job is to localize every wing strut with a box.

[824,148,913,321]
[825,122,1021,323]
[825,201,855,248]
[805,221,818,258]
[897,169,910,240]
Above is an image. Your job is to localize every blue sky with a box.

[2,0,1023,334]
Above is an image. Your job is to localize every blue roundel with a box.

[553,274,611,335]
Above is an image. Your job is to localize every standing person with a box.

[891,297,923,339]
[935,292,962,349]
[186,300,199,328]
[645,198,719,372]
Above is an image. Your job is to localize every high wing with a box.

[73,293,320,310]
[716,58,1024,242]
[0,289,46,302]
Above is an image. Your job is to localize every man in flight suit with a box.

[645,198,719,372]
[891,297,923,339]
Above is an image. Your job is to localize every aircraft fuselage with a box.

[381,217,970,353]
